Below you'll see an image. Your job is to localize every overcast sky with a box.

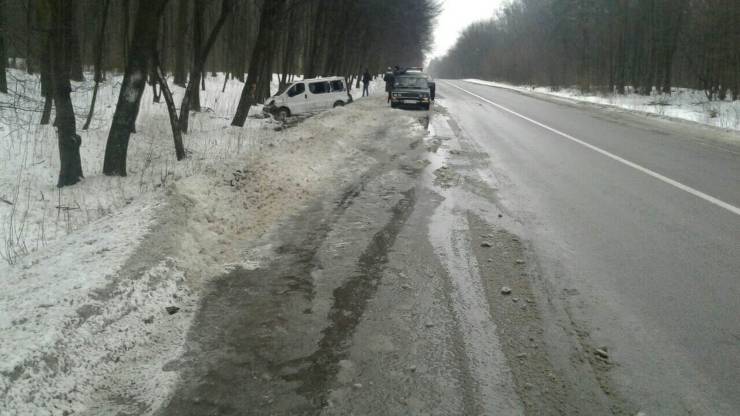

[429,0,506,59]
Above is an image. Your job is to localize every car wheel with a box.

[333,101,345,108]
[422,103,430,111]
[277,107,290,121]
[391,102,398,108]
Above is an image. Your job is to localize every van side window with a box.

[287,83,305,97]
[330,80,345,92]
[309,81,330,94]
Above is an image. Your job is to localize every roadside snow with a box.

[0,71,277,414]
[464,79,740,131]
[0,194,198,415]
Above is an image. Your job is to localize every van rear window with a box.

[309,81,330,94]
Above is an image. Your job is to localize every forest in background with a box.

[429,0,739,100]
[2,0,438,88]
[0,0,439,185]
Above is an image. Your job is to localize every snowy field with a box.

[464,78,740,131]
[0,71,389,415]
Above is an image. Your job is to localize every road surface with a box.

[437,80,740,415]
[154,87,739,416]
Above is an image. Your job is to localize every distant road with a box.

[439,80,740,415]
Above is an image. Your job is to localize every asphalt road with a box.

[438,80,740,415]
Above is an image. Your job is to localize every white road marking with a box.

[444,81,740,217]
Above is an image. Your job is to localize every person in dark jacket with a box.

[362,69,371,97]
[383,67,395,103]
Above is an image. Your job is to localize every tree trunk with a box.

[0,0,7,93]
[615,0,628,94]
[153,51,185,160]
[41,95,53,124]
[26,0,34,73]
[278,11,295,92]
[149,6,163,104]
[232,0,285,127]
[178,0,232,134]
[188,0,204,112]
[151,78,161,102]
[40,25,53,125]
[103,0,169,177]
[83,0,111,130]
[122,0,130,66]
[50,0,83,187]
[355,66,362,89]
[159,3,168,69]
[661,0,688,94]
[173,0,188,86]
[67,0,83,81]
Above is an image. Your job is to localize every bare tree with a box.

[102,0,169,177]
[65,0,83,81]
[0,0,7,93]
[82,0,111,130]
[173,0,189,86]
[231,0,285,127]
[152,50,185,160]
[187,0,204,112]
[178,0,233,134]
[47,0,84,187]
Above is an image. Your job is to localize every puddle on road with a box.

[280,188,417,407]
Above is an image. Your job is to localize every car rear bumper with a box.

[391,97,431,105]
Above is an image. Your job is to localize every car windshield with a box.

[394,76,428,89]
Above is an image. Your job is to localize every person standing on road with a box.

[383,67,395,103]
[362,69,371,97]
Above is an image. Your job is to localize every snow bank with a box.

[0,194,197,415]
[464,79,740,132]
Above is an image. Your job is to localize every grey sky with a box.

[429,0,506,59]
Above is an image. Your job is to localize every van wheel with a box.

[277,107,290,121]
[333,101,345,108]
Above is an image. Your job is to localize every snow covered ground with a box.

[0,70,394,415]
[0,70,280,264]
[464,79,740,131]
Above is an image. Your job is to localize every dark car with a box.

[390,69,434,110]
[403,68,435,100]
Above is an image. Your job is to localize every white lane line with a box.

[444,81,740,217]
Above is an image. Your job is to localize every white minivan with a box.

[264,77,352,120]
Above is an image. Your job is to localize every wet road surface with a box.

[439,80,740,415]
